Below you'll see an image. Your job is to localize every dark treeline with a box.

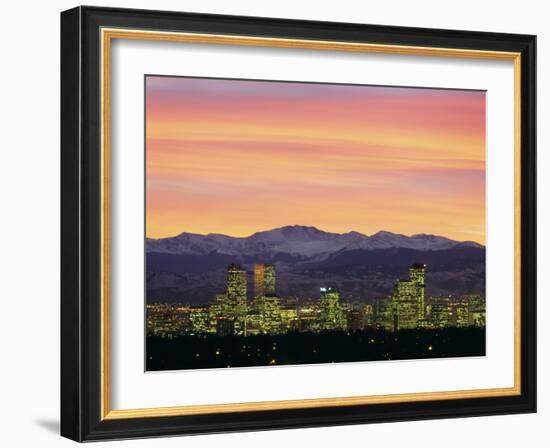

[146,327,485,371]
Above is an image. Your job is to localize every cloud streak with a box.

[146,76,486,243]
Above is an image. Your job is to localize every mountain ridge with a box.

[146,225,483,259]
[146,225,485,304]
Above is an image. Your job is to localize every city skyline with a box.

[146,223,486,305]
[147,261,486,339]
[146,76,486,244]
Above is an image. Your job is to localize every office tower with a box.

[427,298,452,328]
[450,299,469,327]
[347,302,366,332]
[210,293,231,334]
[363,303,374,328]
[254,263,265,298]
[319,287,346,331]
[254,263,276,312]
[264,265,276,296]
[392,264,427,330]
[226,264,248,319]
[261,296,282,334]
[392,279,419,330]
[409,264,426,319]
[374,297,394,330]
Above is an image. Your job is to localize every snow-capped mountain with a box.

[146,225,482,259]
[146,225,485,304]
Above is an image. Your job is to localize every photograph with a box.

[56,5,538,442]
[145,76,487,371]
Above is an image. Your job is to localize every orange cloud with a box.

[146,77,486,244]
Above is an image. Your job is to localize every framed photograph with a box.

[60,6,536,441]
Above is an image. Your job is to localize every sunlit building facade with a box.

[254,263,265,299]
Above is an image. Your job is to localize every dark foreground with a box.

[146,327,485,371]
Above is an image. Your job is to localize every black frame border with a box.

[61,6,536,442]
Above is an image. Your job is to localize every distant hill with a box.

[146,225,485,304]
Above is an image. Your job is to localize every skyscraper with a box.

[319,287,346,331]
[427,298,451,328]
[264,265,276,296]
[392,280,419,330]
[261,296,282,334]
[226,264,248,318]
[409,264,426,319]
[347,302,366,332]
[392,264,427,330]
[254,263,265,298]
[374,297,394,330]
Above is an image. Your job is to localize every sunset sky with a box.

[145,76,486,244]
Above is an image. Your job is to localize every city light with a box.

[147,263,486,338]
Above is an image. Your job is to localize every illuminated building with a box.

[450,299,469,327]
[374,297,393,330]
[208,265,248,336]
[417,317,430,329]
[254,263,265,298]
[253,263,277,313]
[261,296,282,334]
[409,264,426,319]
[244,313,262,336]
[146,260,486,339]
[393,280,419,330]
[216,318,235,336]
[392,264,426,330]
[427,299,452,328]
[467,295,486,327]
[280,305,299,332]
[298,305,321,332]
[189,306,212,334]
[363,304,374,328]
[249,264,281,333]
[146,303,186,337]
[347,302,366,332]
[264,265,276,296]
[209,293,241,335]
[319,287,346,331]
[226,264,248,318]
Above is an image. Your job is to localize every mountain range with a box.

[147,225,482,258]
[146,225,485,304]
